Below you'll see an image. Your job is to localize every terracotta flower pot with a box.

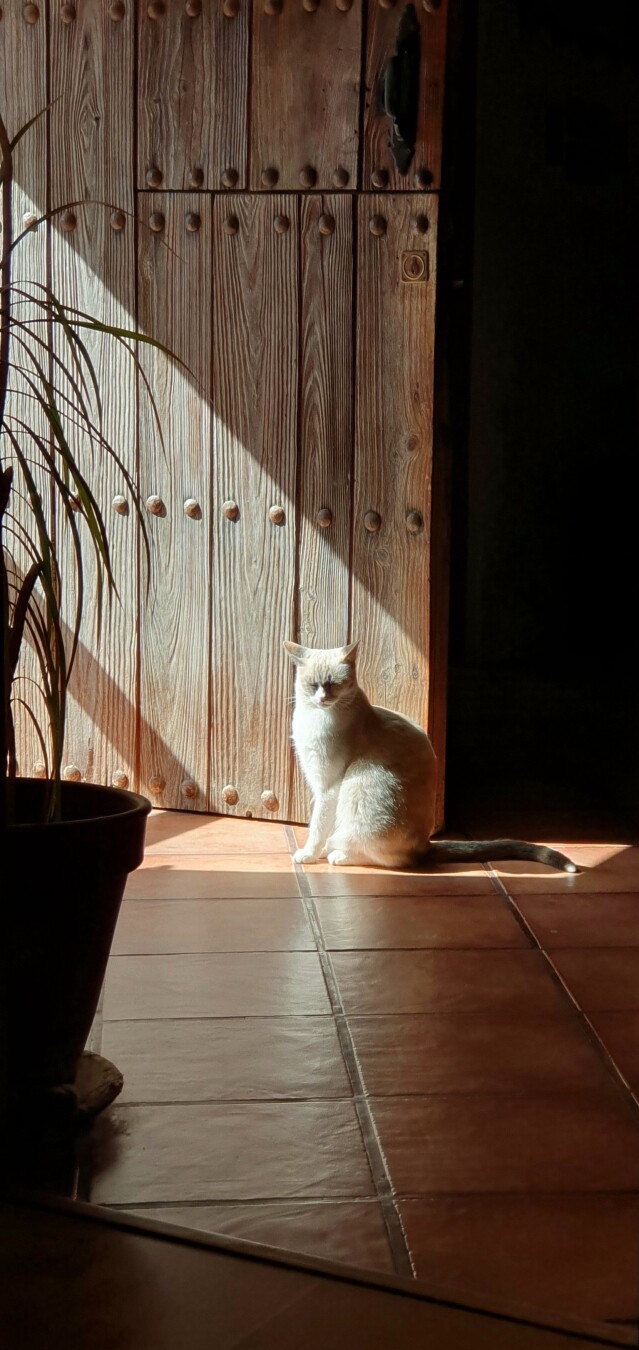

[4,778,151,1102]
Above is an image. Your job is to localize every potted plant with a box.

[1,106,166,1142]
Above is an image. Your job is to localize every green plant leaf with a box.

[8,559,42,678]
[12,696,50,777]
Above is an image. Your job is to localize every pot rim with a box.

[7,779,151,832]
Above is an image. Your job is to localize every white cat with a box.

[284,641,576,873]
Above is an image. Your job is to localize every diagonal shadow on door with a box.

[5,91,446,826]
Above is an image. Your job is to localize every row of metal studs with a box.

[36,206,429,234]
[34,764,275,808]
[112,495,424,536]
[142,166,431,189]
[33,209,428,233]
[16,0,441,24]
[135,210,429,234]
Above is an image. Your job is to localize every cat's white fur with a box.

[284,641,577,874]
[284,641,437,868]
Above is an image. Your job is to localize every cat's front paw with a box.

[327,850,350,866]
[294,847,321,865]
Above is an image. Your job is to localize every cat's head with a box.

[283,642,359,709]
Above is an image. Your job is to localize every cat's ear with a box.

[283,641,308,666]
[340,641,359,666]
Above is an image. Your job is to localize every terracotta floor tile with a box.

[515,894,639,948]
[102,1017,351,1102]
[399,1194,639,1324]
[302,869,494,896]
[495,842,639,894]
[124,1201,394,1274]
[589,1012,639,1092]
[125,856,299,901]
[103,952,331,1019]
[144,811,290,856]
[330,950,567,1016]
[371,1092,639,1193]
[92,810,639,1326]
[112,898,313,954]
[551,949,639,1011]
[87,1101,375,1204]
[292,825,478,850]
[315,895,528,950]
[348,1013,613,1096]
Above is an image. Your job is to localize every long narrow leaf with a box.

[7,420,88,676]
[5,431,69,701]
[10,361,115,589]
[10,330,99,443]
[49,292,103,427]
[8,560,42,678]
[12,696,50,777]
[7,97,59,155]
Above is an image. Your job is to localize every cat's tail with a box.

[422,839,578,873]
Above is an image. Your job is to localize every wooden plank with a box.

[293,193,354,820]
[137,193,212,811]
[49,0,137,790]
[210,194,298,821]
[363,0,448,191]
[0,1,47,200]
[298,194,353,647]
[351,193,437,737]
[0,1,50,777]
[249,0,361,192]
[137,0,248,191]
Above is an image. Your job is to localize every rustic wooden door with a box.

[2,0,449,824]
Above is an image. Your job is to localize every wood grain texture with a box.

[298,195,353,648]
[210,194,298,821]
[293,193,354,820]
[137,0,248,190]
[1,1,50,776]
[1,3,450,823]
[49,0,137,788]
[137,194,212,809]
[363,0,448,191]
[351,193,437,736]
[249,0,361,191]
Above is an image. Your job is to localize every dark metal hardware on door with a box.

[382,3,421,175]
[401,250,429,282]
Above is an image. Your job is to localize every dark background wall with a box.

[446,0,638,822]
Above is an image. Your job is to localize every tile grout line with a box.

[482,863,639,1117]
[123,892,492,902]
[285,827,414,1279]
[102,1185,639,1210]
[108,943,546,956]
[101,1011,635,1024]
[77,986,106,1204]
[96,1088,639,1107]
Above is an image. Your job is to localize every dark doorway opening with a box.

[445,0,639,829]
